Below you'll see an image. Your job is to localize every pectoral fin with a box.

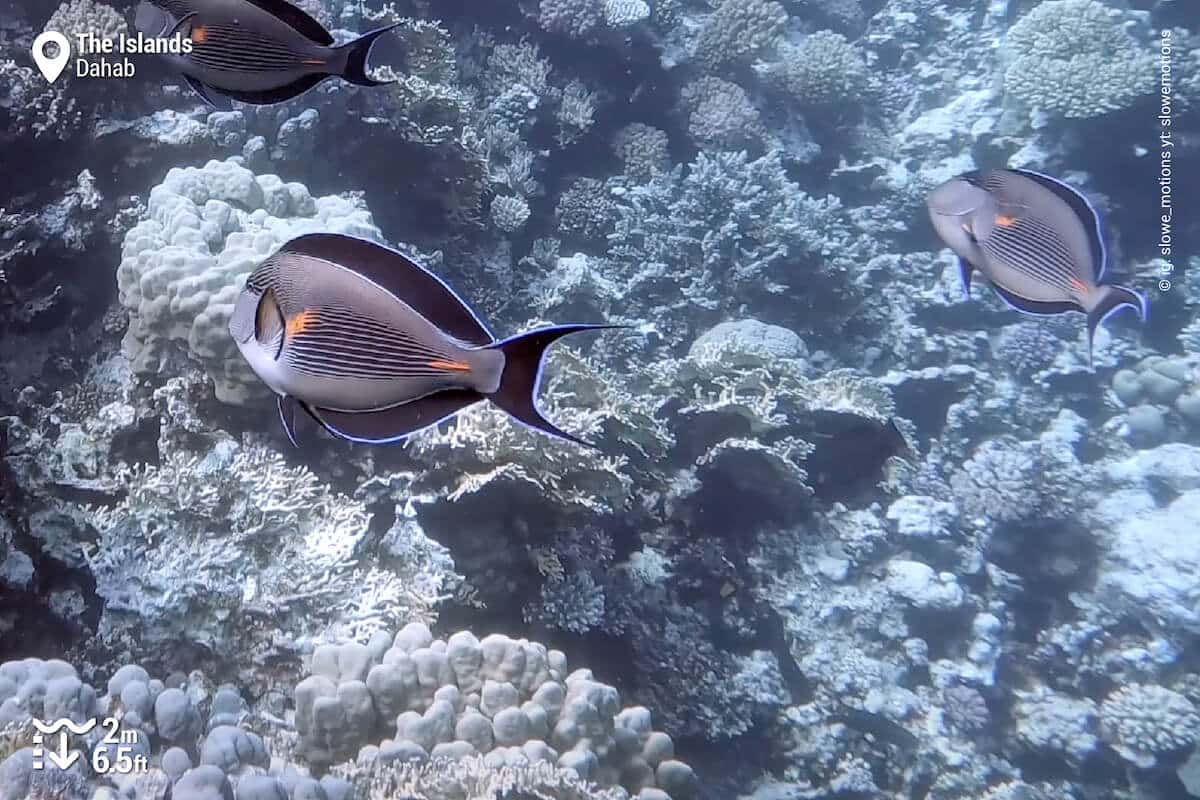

[957,257,974,298]
[183,74,231,110]
[278,395,300,447]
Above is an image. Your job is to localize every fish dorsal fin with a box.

[279,233,495,347]
[241,0,333,44]
[1010,168,1107,282]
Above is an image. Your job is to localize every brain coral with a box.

[116,158,383,404]
[1002,0,1154,118]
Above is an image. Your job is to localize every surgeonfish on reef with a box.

[926,168,1147,360]
[228,233,623,448]
[134,0,398,108]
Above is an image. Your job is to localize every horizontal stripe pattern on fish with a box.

[982,215,1079,293]
[283,309,464,380]
[246,261,281,293]
[189,25,312,72]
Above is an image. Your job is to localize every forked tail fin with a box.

[485,324,625,447]
[336,23,401,86]
[1086,284,1148,364]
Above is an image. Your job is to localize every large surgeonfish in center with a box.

[134,0,398,108]
[229,233,622,447]
[927,168,1147,360]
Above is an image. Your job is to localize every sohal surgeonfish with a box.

[926,168,1147,360]
[134,0,398,108]
[229,233,623,448]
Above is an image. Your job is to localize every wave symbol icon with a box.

[31,718,97,736]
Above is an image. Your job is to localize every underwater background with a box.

[1,0,1199,798]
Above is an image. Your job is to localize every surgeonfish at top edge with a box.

[135,0,399,107]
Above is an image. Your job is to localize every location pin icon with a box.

[32,31,71,84]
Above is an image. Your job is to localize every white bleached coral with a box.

[304,623,695,799]
[116,158,383,405]
[81,383,448,664]
[403,341,670,519]
[344,755,628,800]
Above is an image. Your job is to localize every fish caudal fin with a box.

[486,324,625,448]
[336,23,401,86]
[1086,284,1148,363]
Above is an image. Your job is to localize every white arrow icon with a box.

[32,31,71,84]
[44,733,80,770]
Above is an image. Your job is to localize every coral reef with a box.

[607,149,856,340]
[611,124,671,180]
[0,656,351,800]
[761,31,870,107]
[2,1,1198,800]
[1002,0,1155,118]
[300,623,695,798]
[693,0,788,71]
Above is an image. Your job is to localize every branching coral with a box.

[403,342,670,521]
[557,80,599,146]
[490,194,532,233]
[0,60,82,142]
[608,149,851,339]
[45,0,127,75]
[535,0,650,37]
[993,321,1069,377]
[365,19,473,149]
[82,432,443,666]
[342,755,628,800]
[485,40,554,99]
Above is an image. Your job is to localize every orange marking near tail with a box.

[303,58,326,65]
[286,309,316,338]
[1069,277,1089,294]
[429,359,472,372]
[994,214,1018,227]
[190,25,208,44]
